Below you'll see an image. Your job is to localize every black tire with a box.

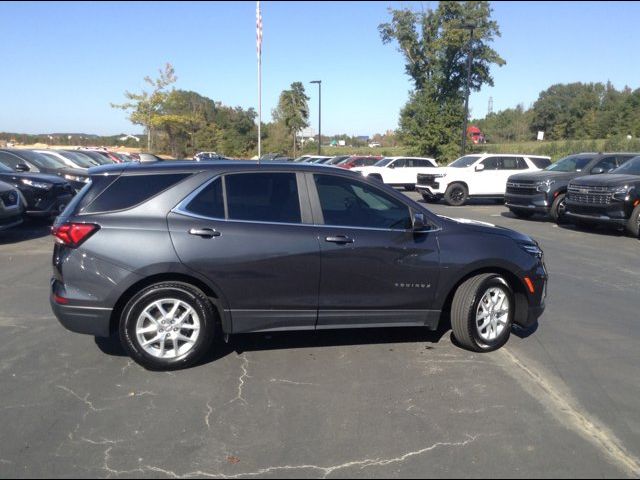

[119,282,216,370]
[444,183,468,206]
[550,193,567,223]
[626,205,640,238]
[509,208,534,219]
[451,274,513,352]
[404,184,416,192]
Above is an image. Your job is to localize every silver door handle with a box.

[189,228,220,238]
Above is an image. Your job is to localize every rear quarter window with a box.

[81,173,190,214]
[530,157,552,169]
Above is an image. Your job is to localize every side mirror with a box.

[15,163,30,172]
[591,167,605,174]
[388,163,395,169]
[475,164,485,172]
[412,212,427,231]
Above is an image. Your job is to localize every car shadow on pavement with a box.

[0,219,52,245]
[500,211,551,223]
[95,324,452,368]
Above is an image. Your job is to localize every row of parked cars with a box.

[291,151,640,237]
[0,148,159,231]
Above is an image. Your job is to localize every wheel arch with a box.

[436,264,530,328]
[109,271,231,335]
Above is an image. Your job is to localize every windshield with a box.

[59,150,101,167]
[326,156,349,165]
[374,157,394,167]
[611,156,640,175]
[448,155,481,168]
[13,150,66,169]
[0,163,12,173]
[546,155,594,172]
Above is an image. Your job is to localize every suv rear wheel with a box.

[444,183,468,206]
[626,205,640,238]
[451,274,513,352]
[119,282,216,370]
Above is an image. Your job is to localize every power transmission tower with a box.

[488,97,494,115]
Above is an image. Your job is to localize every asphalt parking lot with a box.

[1,198,639,479]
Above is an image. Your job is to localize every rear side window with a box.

[82,173,190,214]
[225,172,301,224]
[185,177,225,219]
[529,157,552,169]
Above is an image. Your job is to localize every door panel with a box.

[311,173,440,328]
[168,172,321,333]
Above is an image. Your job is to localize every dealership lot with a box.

[0,198,639,478]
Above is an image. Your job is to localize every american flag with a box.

[256,1,262,60]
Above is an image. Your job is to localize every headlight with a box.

[612,185,630,201]
[64,175,90,183]
[519,242,543,258]
[536,179,555,193]
[21,178,53,190]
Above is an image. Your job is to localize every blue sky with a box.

[1,1,640,136]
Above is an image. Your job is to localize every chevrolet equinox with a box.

[51,161,548,370]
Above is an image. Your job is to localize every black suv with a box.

[505,153,638,222]
[51,162,548,370]
[564,155,640,237]
[0,162,75,218]
[0,149,90,191]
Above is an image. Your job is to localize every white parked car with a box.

[415,153,551,206]
[352,156,438,191]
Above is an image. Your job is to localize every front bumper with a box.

[416,184,445,199]
[564,201,629,226]
[505,192,550,213]
[26,193,73,217]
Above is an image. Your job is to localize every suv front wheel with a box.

[119,282,216,370]
[444,183,468,206]
[451,274,513,352]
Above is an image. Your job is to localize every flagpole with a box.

[257,1,262,164]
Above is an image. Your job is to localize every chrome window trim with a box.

[172,173,442,233]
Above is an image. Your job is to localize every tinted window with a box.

[83,173,190,213]
[530,157,552,169]
[0,151,25,170]
[501,157,526,170]
[392,158,407,168]
[546,155,595,172]
[225,172,301,224]
[611,156,640,175]
[10,150,64,169]
[482,157,501,170]
[185,177,225,218]
[593,156,617,173]
[449,155,481,168]
[314,174,411,230]
[412,159,434,167]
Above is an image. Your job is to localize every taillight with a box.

[51,223,99,248]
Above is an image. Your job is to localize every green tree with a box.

[379,1,505,162]
[111,63,177,152]
[272,82,310,157]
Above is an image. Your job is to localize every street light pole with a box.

[461,24,475,156]
[311,80,321,155]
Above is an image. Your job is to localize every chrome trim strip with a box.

[61,305,113,311]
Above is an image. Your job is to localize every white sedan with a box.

[352,156,438,190]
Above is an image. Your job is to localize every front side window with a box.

[0,151,25,170]
[225,172,301,224]
[593,157,617,173]
[392,158,407,168]
[482,157,501,170]
[314,174,411,230]
[501,157,527,170]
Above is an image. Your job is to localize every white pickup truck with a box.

[415,153,551,206]
[352,156,438,191]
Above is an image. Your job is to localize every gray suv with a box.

[51,161,548,370]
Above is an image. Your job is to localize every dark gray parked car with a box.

[0,180,24,230]
[51,162,548,370]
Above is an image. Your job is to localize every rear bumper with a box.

[50,280,113,337]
